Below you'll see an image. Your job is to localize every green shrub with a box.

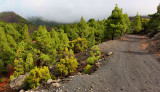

[24,66,51,89]
[69,38,88,53]
[86,56,95,65]
[56,56,78,76]
[84,64,92,74]
[51,74,56,80]
[86,45,101,65]
[59,47,74,59]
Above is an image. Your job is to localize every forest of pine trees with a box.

[0,4,157,89]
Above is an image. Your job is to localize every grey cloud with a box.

[0,0,159,23]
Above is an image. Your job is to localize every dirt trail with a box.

[51,35,160,92]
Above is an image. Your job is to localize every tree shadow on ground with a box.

[121,51,153,55]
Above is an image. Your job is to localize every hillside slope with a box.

[0,11,30,24]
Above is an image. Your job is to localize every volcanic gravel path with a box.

[50,35,160,92]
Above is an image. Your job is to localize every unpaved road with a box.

[53,35,160,92]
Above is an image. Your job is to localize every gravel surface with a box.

[48,35,160,92]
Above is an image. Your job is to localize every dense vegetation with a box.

[0,4,158,89]
[148,4,160,35]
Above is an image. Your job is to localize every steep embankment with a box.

[146,32,160,57]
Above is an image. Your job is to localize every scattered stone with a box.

[52,83,60,88]
[95,62,101,68]
[47,79,53,84]
[89,88,93,92]
[145,81,149,84]
[77,87,80,90]
[107,52,113,56]
[91,85,94,88]
[77,72,82,75]
[52,79,61,83]
[65,90,68,92]
[70,76,74,78]
[19,89,24,92]
[49,65,54,69]
[56,90,62,92]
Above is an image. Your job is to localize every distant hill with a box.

[27,17,69,26]
[0,11,30,24]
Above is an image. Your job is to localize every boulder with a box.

[7,73,28,92]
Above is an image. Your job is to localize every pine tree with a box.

[78,17,90,38]
[124,13,131,33]
[25,53,34,72]
[141,18,150,30]
[13,58,24,77]
[58,31,69,53]
[34,26,52,53]
[88,18,97,28]
[50,28,60,49]
[3,24,21,41]
[148,4,160,31]
[6,34,17,47]
[22,25,32,43]
[105,4,126,40]
[87,27,95,47]
[131,12,142,33]
[0,27,14,69]
[10,46,25,79]
[33,26,57,66]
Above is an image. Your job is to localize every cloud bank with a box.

[0,0,159,23]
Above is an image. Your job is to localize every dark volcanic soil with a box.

[30,35,160,92]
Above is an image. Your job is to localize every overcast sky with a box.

[0,0,159,23]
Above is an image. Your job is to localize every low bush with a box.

[24,66,51,89]
[84,64,92,74]
[69,38,88,53]
[86,56,95,65]
[56,56,78,76]
[86,45,101,65]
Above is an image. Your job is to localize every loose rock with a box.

[107,52,113,56]
[52,83,60,88]
[7,73,28,92]
[47,79,53,84]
